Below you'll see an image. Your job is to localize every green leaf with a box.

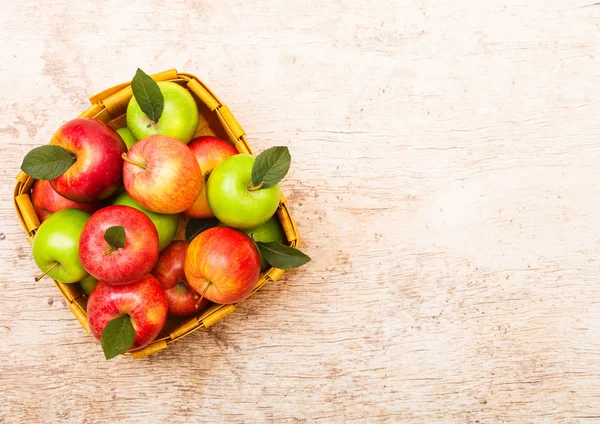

[131,68,164,122]
[101,315,135,360]
[186,217,219,242]
[256,241,311,270]
[104,226,126,249]
[20,145,75,180]
[251,146,291,189]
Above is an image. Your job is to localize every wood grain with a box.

[1,0,600,422]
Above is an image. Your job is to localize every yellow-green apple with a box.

[49,118,126,202]
[122,135,203,214]
[87,275,168,353]
[152,241,208,316]
[31,179,101,222]
[32,208,91,283]
[116,127,137,150]
[127,81,199,144]
[207,154,280,229]
[184,136,238,218]
[80,274,98,295]
[112,193,178,251]
[79,205,159,284]
[184,227,261,304]
[243,216,285,270]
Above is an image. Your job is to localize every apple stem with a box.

[247,182,265,191]
[121,153,147,170]
[195,283,211,308]
[104,246,118,256]
[35,261,59,282]
[180,280,199,299]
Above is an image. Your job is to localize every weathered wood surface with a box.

[1,1,600,422]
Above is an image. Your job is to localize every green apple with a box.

[80,274,98,295]
[112,192,178,251]
[32,208,91,283]
[126,81,199,144]
[207,154,280,229]
[117,127,137,150]
[243,216,285,270]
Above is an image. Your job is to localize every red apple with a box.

[184,227,261,304]
[50,118,126,202]
[164,282,208,317]
[122,135,203,214]
[184,136,238,218]
[87,275,168,352]
[31,179,101,222]
[79,205,159,284]
[152,241,208,316]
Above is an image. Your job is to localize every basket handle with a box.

[88,69,179,105]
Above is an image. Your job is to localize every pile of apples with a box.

[21,69,309,359]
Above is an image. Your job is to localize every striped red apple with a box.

[122,135,203,214]
[184,227,261,305]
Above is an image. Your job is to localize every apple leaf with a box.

[104,226,126,249]
[186,217,219,242]
[101,315,135,360]
[131,68,164,122]
[256,241,311,269]
[20,145,75,180]
[251,146,291,189]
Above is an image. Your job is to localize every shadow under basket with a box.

[13,69,301,359]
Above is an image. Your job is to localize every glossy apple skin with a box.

[126,81,199,144]
[184,136,238,218]
[112,193,178,251]
[184,227,261,304]
[152,241,208,316]
[165,284,208,316]
[116,127,137,150]
[243,216,285,270]
[32,208,91,283]
[152,241,188,289]
[123,135,203,214]
[79,206,159,284]
[50,118,126,202]
[87,275,168,352]
[31,179,101,222]
[207,154,280,229]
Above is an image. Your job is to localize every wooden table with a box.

[1,1,599,422]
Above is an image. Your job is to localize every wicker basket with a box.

[13,69,301,359]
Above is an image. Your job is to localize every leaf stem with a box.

[104,246,118,256]
[35,261,59,281]
[247,182,265,191]
[121,153,147,170]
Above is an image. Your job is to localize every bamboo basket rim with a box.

[13,69,301,359]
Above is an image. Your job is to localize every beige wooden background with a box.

[1,0,600,423]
